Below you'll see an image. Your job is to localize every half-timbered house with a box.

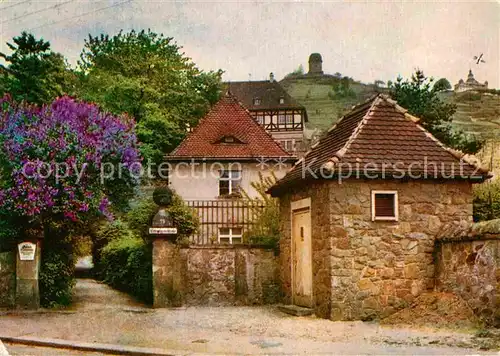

[227,75,307,155]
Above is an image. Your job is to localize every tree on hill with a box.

[77,29,223,165]
[0,32,76,105]
[389,69,483,154]
[284,64,304,78]
[433,78,452,92]
[293,64,304,75]
[330,76,356,99]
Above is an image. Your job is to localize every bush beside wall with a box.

[100,236,153,304]
[39,247,75,307]
[92,219,135,278]
[0,251,15,307]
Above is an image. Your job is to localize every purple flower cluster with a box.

[0,95,141,221]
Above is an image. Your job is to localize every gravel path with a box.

[0,279,497,355]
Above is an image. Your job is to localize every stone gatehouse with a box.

[268,94,491,320]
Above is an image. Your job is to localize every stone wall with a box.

[279,179,473,321]
[153,241,280,307]
[435,219,500,327]
[0,251,16,307]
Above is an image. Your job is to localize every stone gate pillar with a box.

[16,239,42,309]
[149,207,183,308]
[152,238,183,307]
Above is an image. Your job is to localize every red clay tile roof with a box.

[269,94,490,196]
[167,94,293,160]
[226,81,306,115]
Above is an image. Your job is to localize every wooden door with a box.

[292,208,313,307]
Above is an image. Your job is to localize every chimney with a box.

[269,72,275,82]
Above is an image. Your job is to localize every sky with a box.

[0,0,499,87]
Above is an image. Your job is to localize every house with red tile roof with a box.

[268,94,491,321]
[166,93,295,244]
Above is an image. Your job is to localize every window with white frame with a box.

[371,190,398,221]
[253,97,261,105]
[255,114,264,125]
[278,113,286,124]
[218,227,243,244]
[219,170,241,196]
[279,97,285,104]
[279,140,294,152]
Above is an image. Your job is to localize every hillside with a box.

[439,91,500,141]
[281,76,500,141]
[280,76,382,132]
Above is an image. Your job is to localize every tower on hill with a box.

[308,53,323,75]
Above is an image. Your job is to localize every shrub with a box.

[92,219,134,278]
[0,212,19,253]
[39,242,75,307]
[152,186,174,207]
[474,180,500,221]
[242,172,280,248]
[127,196,158,239]
[100,236,152,304]
[167,193,199,240]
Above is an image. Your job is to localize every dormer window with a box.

[279,97,285,104]
[253,97,261,106]
[213,135,244,145]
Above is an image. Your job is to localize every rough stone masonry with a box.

[435,219,500,327]
[279,179,473,321]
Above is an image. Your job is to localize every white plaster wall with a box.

[169,161,291,201]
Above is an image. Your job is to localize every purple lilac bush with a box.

[0,95,141,223]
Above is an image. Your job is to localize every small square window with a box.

[279,97,285,104]
[371,191,398,221]
[218,227,243,244]
[253,98,261,105]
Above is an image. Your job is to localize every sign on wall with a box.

[18,242,36,261]
[149,227,178,235]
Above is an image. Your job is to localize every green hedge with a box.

[100,236,152,304]
[92,219,134,278]
[39,247,75,307]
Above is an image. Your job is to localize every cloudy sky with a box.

[1,0,499,87]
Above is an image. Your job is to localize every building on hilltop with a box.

[454,70,488,92]
[308,53,324,75]
[268,94,490,321]
[227,76,308,155]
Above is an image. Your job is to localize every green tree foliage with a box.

[329,76,356,99]
[285,64,304,78]
[77,29,223,165]
[293,64,304,75]
[242,172,280,248]
[0,32,76,104]
[126,196,158,239]
[474,180,500,222]
[389,69,483,154]
[433,77,452,92]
